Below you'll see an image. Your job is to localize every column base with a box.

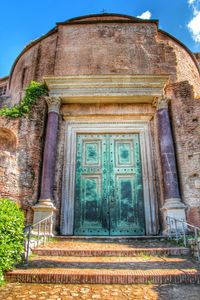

[161,198,186,236]
[33,199,56,225]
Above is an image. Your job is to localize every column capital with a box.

[44,96,61,114]
[154,96,170,110]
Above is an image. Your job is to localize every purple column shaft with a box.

[157,108,181,200]
[40,111,59,200]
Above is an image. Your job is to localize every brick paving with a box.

[1,283,200,299]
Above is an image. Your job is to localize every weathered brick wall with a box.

[9,33,57,104]
[0,123,20,200]
[0,97,47,223]
[54,23,176,76]
[166,82,200,226]
[158,32,200,98]
[1,15,200,228]
[0,76,9,107]
[0,76,9,91]
[194,53,200,69]
[7,18,199,106]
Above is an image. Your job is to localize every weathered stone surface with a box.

[166,82,200,226]
[0,97,47,223]
[0,13,200,230]
[2,283,200,300]
[157,105,180,200]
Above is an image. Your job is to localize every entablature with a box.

[44,75,169,104]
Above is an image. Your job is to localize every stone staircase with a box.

[5,237,200,284]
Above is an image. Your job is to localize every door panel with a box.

[74,133,145,236]
[110,134,145,235]
[74,134,109,235]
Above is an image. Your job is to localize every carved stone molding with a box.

[60,119,157,236]
[44,75,169,104]
[45,96,61,113]
[154,96,170,110]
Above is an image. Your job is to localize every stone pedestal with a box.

[33,200,55,224]
[161,198,186,234]
[33,97,61,226]
[156,97,186,234]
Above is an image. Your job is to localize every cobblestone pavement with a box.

[1,283,200,300]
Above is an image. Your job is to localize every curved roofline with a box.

[9,27,57,87]
[57,13,158,25]
[159,29,200,75]
[8,13,200,87]
[0,75,9,82]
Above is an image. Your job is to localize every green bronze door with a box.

[74,133,145,236]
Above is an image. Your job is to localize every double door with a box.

[74,133,145,235]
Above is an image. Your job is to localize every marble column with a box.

[156,96,186,233]
[33,96,61,225]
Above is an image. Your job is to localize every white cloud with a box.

[188,0,196,5]
[188,11,200,42]
[187,0,200,43]
[137,11,152,20]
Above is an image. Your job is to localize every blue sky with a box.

[0,0,200,78]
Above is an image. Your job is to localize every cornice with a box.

[44,74,169,104]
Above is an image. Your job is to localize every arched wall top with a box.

[57,13,159,24]
[158,29,200,75]
[8,13,200,88]
[8,28,58,88]
[0,128,17,151]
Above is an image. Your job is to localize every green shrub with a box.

[0,198,25,273]
[0,271,4,286]
[0,81,48,118]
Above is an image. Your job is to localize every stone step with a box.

[6,242,197,285]
[18,255,197,269]
[33,238,186,249]
[32,247,189,257]
[5,268,200,284]
[56,236,168,241]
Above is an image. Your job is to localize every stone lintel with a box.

[44,75,169,104]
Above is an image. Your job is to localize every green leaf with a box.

[0,81,48,118]
[0,198,25,273]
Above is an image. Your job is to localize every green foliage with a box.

[0,81,48,118]
[0,271,4,286]
[0,199,25,273]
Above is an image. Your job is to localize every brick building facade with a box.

[0,13,200,235]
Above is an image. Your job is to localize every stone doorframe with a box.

[60,118,157,236]
[34,74,186,235]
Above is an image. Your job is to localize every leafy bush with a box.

[0,81,48,118]
[0,271,4,286]
[0,198,25,273]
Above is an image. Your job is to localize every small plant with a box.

[0,81,48,118]
[0,271,4,287]
[0,198,25,275]
[168,236,185,246]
